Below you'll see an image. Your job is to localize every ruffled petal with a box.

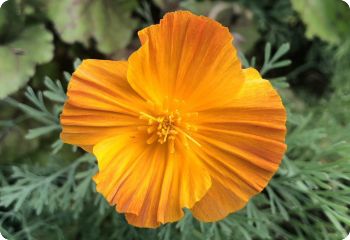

[127,11,244,111]
[93,134,211,228]
[60,60,146,151]
[191,68,286,221]
[191,180,246,221]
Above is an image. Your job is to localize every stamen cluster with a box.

[139,100,200,153]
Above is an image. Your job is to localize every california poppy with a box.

[60,11,286,228]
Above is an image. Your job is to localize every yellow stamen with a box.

[163,126,170,142]
[140,112,160,123]
[174,126,201,147]
[139,107,201,151]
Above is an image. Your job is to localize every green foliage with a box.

[0,1,54,99]
[0,0,25,43]
[240,42,291,88]
[4,74,70,154]
[234,0,301,46]
[181,1,260,52]
[0,154,96,215]
[180,0,215,15]
[47,0,138,55]
[291,0,350,44]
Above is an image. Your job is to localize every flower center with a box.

[139,108,200,153]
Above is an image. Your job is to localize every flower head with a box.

[60,11,286,228]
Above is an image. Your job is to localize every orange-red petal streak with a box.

[191,68,287,221]
[60,60,146,150]
[127,11,244,111]
[93,134,211,228]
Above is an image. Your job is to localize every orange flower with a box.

[60,11,286,228]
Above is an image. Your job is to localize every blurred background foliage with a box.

[0,0,350,239]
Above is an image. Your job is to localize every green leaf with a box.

[0,0,25,42]
[0,24,54,99]
[47,0,138,55]
[271,43,290,63]
[43,77,66,103]
[261,42,291,76]
[25,125,60,139]
[291,0,350,44]
[180,0,215,15]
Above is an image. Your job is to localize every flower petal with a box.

[191,180,246,221]
[93,134,211,228]
[127,11,244,111]
[191,68,286,221]
[60,60,146,150]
